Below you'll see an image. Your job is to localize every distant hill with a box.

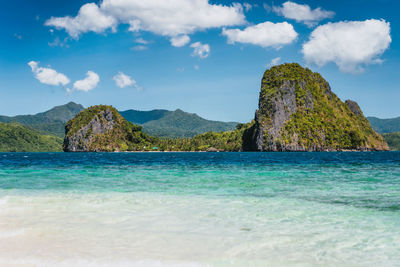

[0,104,237,139]
[368,116,400,133]
[0,102,84,137]
[119,109,170,124]
[382,132,400,151]
[0,122,62,152]
[120,109,239,138]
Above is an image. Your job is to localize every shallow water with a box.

[0,152,399,266]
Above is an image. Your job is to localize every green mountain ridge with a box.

[382,132,400,150]
[0,122,62,152]
[367,116,400,133]
[119,109,239,138]
[119,109,170,124]
[0,103,238,139]
[0,102,84,137]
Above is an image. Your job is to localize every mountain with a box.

[243,63,388,151]
[0,122,62,152]
[382,132,400,151]
[367,116,400,150]
[0,102,84,137]
[0,103,237,139]
[367,116,400,133]
[64,105,156,152]
[119,109,239,138]
[119,109,170,124]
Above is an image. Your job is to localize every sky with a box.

[0,0,399,122]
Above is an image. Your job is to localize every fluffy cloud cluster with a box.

[190,42,210,59]
[43,1,392,74]
[73,71,100,91]
[113,71,141,90]
[28,61,70,86]
[45,3,117,38]
[273,1,334,27]
[28,62,145,92]
[222,22,298,48]
[45,0,245,39]
[302,19,391,73]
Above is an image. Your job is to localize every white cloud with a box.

[131,45,147,51]
[273,1,334,27]
[170,35,190,47]
[45,3,117,38]
[302,19,391,73]
[243,3,252,12]
[263,3,272,13]
[28,61,70,86]
[48,37,69,48]
[194,65,199,70]
[113,71,142,91]
[45,0,245,40]
[113,71,138,89]
[135,38,149,44]
[222,21,298,48]
[73,71,99,91]
[190,42,210,59]
[268,57,281,67]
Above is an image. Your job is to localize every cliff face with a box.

[63,105,153,152]
[247,63,388,151]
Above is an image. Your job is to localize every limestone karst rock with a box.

[244,63,388,151]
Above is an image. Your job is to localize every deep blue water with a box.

[1,151,399,166]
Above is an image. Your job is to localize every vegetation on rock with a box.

[247,63,388,151]
[154,122,254,151]
[64,105,158,152]
[0,122,62,152]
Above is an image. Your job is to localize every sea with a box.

[0,152,399,267]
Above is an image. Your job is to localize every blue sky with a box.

[0,0,399,122]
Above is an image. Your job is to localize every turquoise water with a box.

[0,152,399,266]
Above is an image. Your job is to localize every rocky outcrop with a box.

[246,63,388,151]
[345,100,363,116]
[63,108,115,151]
[63,105,152,152]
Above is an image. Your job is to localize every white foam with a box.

[0,259,207,267]
[0,229,25,238]
[0,196,8,206]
